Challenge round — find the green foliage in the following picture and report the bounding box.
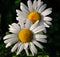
[15,0,21,7]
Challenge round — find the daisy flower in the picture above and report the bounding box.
[16,0,52,28]
[3,20,47,56]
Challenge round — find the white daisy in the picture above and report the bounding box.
[3,20,47,56]
[16,0,52,28]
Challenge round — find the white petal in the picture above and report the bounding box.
[4,37,18,44]
[29,42,37,55]
[32,25,45,33]
[24,43,29,49]
[38,4,47,13]
[37,0,41,6]
[6,42,11,48]
[18,19,25,29]
[33,40,43,49]
[16,16,26,21]
[24,43,29,55]
[11,42,19,52]
[16,9,26,17]
[16,17,21,21]
[43,22,50,28]
[33,0,37,10]
[46,21,52,25]
[3,34,16,40]
[20,2,29,13]
[27,0,33,11]
[5,38,18,48]
[16,9,20,14]
[9,25,16,30]
[9,28,18,34]
[6,41,17,48]
[41,8,52,16]
[30,20,39,30]
[35,38,47,43]
[16,9,22,17]
[25,49,29,56]
[44,17,52,21]
[39,20,44,26]
[34,34,47,39]
[9,24,18,34]
[37,0,43,11]
[25,19,32,29]
[17,44,24,55]
[43,28,47,33]
[9,29,18,34]
[11,23,20,31]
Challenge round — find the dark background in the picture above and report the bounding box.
[0,0,60,57]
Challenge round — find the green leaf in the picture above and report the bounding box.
[12,55,17,57]
[38,55,49,57]
[44,55,49,57]
[6,32,10,35]
[15,0,21,7]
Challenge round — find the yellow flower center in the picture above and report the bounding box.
[18,29,33,43]
[27,11,41,23]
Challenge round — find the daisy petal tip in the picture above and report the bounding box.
[16,17,18,20]
[20,2,22,5]
[45,35,47,38]
[9,25,10,27]
[16,52,19,55]
[20,2,23,6]
[3,37,6,40]
[4,41,6,43]
[36,20,39,23]
[16,10,18,12]
[47,26,50,28]
[49,8,52,13]
[20,4,22,8]
[44,23,50,28]
[16,53,18,55]
[6,43,11,48]
[11,49,15,53]
[11,49,13,52]
[16,9,19,13]
[5,46,8,48]
[43,35,47,38]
